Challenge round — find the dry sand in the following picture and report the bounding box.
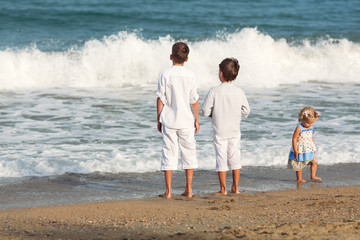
[1,186,359,240]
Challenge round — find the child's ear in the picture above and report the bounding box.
[185,56,188,62]
[219,71,225,82]
[170,54,173,60]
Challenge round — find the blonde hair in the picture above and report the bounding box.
[298,107,320,122]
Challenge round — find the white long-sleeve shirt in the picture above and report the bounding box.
[202,83,250,138]
[156,66,199,129]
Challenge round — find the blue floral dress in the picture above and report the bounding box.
[288,124,317,171]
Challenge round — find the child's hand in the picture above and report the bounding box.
[157,121,162,133]
[194,121,199,134]
[294,151,299,160]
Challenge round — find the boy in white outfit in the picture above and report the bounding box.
[156,42,199,199]
[202,58,250,195]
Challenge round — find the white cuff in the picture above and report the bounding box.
[156,91,167,105]
[189,94,199,104]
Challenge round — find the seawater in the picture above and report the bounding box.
[0,0,359,208]
[1,82,360,178]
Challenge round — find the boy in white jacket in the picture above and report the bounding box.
[156,42,199,198]
[202,58,250,195]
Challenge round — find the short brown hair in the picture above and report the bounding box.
[172,42,189,63]
[219,58,240,81]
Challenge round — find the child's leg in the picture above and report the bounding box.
[160,126,178,198]
[231,169,240,194]
[310,162,322,181]
[160,170,172,198]
[178,128,197,169]
[296,169,306,182]
[214,136,228,195]
[178,128,197,197]
[227,137,241,194]
[217,171,227,195]
[184,169,194,197]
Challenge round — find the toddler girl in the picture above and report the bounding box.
[288,107,322,182]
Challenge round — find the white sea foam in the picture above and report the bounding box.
[0,28,359,90]
[1,30,360,177]
[1,82,358,178]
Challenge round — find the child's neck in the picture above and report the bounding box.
[221,79,232,83]
[172,61,185,66]
[301,123,312,129]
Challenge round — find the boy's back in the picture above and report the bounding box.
[156,42,199,199]
[203,83,249,138]
[157,65,198,129]
[201,57,250,195]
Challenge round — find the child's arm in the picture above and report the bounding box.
[202,89,213,117]
[292,126,301,159]
[157,97,164,133]
[241,94,250,118]
[192,100,200,133]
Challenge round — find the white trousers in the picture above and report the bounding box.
[214,135,242,171]
[161,125,197,170]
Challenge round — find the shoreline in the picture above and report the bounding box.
[2,163,360,210]
[1,186,359,239]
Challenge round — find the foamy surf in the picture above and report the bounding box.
[1,28,359,90]
[1,81,359,178]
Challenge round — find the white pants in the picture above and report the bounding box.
[214,135,242,171]
[161,125,197,170]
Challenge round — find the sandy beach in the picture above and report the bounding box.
[1,186,359,240]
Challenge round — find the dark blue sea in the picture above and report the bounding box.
[0,0,359,209]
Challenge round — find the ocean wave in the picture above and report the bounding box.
[0,28,359,90]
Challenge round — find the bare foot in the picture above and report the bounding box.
[181,192,194,198]
[159,193,171,199]
[310,176,322,182]
[214,191,227,195]
[231,186,240,194]
[297,179,307,183]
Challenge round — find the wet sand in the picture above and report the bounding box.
[1,186,359,239]
[2,163,360,210]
